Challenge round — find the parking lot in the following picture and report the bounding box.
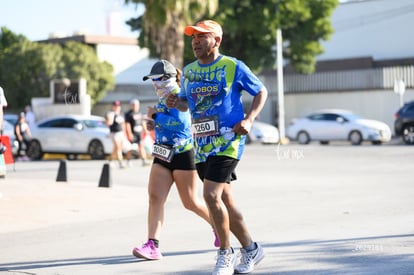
[0,143,413,274]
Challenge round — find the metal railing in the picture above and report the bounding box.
[261,66,414,94]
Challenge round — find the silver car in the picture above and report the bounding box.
[246,120,280,144]
[286,109,392,145]
[27,114,113,160]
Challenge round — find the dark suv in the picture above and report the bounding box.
[394,101,414,145]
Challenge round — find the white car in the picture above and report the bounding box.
[246,120,279,144]
[27,114,113,160]
[286,109,392,145]
[2,119,19,156]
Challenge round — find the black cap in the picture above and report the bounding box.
[143,60,177,81]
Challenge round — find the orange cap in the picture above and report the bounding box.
[184,20,223,38]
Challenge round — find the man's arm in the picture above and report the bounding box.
[232,87,268,135]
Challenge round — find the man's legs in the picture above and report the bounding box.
[201,157,264,274]
[221,184,252,248]
[204,179,236,275]
[203,179,230,248]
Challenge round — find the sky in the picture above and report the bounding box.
[0,0,144,41]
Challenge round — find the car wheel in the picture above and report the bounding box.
[27,140,44,160]
[349,131,362,145]
[297,131,310,144]
[88,139,105,160]
[402,125,414,145]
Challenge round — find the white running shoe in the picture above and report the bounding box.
[212,248,236,275]
[234,242,265,274]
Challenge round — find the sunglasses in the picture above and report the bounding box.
[152,75,171,81]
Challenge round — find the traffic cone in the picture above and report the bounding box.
[98,163,111,188]
[56,159,67,182]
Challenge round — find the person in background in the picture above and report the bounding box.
[14,112,31,161]
[132,60,218,261]
[125,98,148,166]
[167,20,267,275]
[24,105,36,130]
[106,100,129,168]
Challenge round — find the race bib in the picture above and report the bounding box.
[152,144,174,162]
[192,116,219,137]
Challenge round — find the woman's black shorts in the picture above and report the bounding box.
[153,148,196,171]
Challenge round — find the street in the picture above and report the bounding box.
[0,143,413,275]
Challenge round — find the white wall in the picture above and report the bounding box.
[96,44,149,76]
[318,0,414,61]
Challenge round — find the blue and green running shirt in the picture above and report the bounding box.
[153,91,193,154]
[178,55,264,163]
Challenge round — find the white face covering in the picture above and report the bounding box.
[152,78,180,99]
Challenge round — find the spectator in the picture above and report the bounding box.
[105,100,132,168]
[24,105,36,130]
[14,112,31,161]
[125,98,148,165]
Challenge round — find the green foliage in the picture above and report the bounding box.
[276,0,339,74]
[125,0,218,66]
[60,42,114,105]
[0,27,114,109]
[0,28,62,109]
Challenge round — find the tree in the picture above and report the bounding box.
[125,0,218,68]
[59,41,114,105]
[0,27,62,108]
[125,0,338,74]
[0,27,114,109]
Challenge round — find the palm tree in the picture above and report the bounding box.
[125,0,218,68]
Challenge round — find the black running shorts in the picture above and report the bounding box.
[196,156,238,184]
[153,148,196,171]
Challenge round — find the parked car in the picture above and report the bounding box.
[27,114,113,160]
[4,113,18,126]
[246,120,279,144]
[286,109,392,145]
[2,119,19,156]
[394,100,414,145]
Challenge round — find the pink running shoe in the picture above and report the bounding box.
[213,230,220,247]
[132,240,162,260]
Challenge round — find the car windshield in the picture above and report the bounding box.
[83,119,107,129]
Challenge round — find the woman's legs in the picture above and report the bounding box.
[133,163,173,260]
[147,163,174,240]
[173,169,211,224]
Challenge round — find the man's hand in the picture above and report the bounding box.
[232,119,253,135]
[166,93,179,108]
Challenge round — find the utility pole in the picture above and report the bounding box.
[276,28,287,144]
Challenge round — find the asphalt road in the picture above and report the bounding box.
[0,142,413,275]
